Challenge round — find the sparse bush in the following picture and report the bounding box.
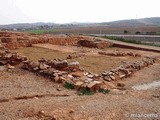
[103,36,142,44]
[135,31,141,34]
[98,89,110,94]
[103,36,160,47]
[124,30,128,34]
[145,32,157,35]
[63,82,75,89]
[80,88,94,95]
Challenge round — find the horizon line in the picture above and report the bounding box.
[0,16,160,26]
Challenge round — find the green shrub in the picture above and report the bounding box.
[103,36,160,47]
[80,88,94,95]
[124,30,129,34]
[98,89,110,94]
[63,82,75,89]
[25,29,60,34]
[103,36,142,44]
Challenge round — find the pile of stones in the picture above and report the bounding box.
[98,51,141,57]
[22,59,80,73]
[66,53,85,59]
[0,50,27,66]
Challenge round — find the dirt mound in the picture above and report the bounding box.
[77,39,112,49]
[0,31,113,50]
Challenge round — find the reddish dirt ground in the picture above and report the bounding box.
[0,63,160,120]
[0,32,160,120]
[0,48,159,120]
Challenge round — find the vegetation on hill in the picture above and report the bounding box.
[103,36,160,47]
[1,17,160,32]
[25,28,60,34]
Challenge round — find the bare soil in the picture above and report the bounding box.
[0,64,160,120]
[1,37,160,119]
[14,45,144,73]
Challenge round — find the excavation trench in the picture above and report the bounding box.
[0,94,70,103]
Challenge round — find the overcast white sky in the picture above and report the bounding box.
[0,0,159,25]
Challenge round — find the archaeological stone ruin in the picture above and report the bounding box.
[0,31,159,93]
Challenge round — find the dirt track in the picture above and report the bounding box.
[89,35,160,53]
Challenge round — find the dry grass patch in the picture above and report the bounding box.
[13,47,69,61]
[13,47,142,74]
[69,55,123,73]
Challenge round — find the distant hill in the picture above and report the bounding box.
[101,17,160,27]
[0,22,84,31]
[0,17,160,31]
[138,17,160,26]
[0,22,58,30]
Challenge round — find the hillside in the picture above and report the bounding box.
[0,17,160,34]
[101,17,160,27]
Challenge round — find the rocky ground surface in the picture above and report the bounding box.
[0,31,160,120]
[0,64,160,120]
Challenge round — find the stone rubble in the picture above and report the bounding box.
[98,51,141,57]
[101,58,156,82]
[66,53,85,59]
[22,59,111,91]
[0,50,27,66]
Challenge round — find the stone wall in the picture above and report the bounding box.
[101,58,156,82]
[98,51,141,57]
[0,47,157,92]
